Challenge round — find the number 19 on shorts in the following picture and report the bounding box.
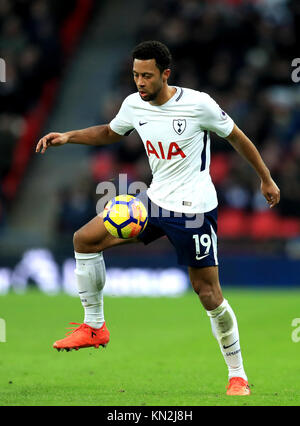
[193,228,218,265]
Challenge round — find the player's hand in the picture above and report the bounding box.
[36,132,69,154]
[260,178,280,208]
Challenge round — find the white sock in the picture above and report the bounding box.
[207,299,248,381]
[74,251,106,329]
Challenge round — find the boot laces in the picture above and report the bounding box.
[65,323,87,336]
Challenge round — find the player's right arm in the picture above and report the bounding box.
[36,124,122,154]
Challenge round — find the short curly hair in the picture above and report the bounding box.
[132,40,172,73]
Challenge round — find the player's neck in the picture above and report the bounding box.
[150,85,176,106]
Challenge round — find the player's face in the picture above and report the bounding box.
[133,59,169,102]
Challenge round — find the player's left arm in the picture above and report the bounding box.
[225,124,280,208]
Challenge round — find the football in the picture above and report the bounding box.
[103,194,148,239]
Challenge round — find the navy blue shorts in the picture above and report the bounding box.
[136,192,218,268]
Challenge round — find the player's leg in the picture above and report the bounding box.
[73,212,140,253]
[53,213,139,351]
[188,265,250,395]
[73,212,139,325]
[160,207,250,394]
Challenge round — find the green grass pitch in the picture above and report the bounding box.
[1,288,300,406]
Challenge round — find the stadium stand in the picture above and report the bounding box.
[0,0,94,203]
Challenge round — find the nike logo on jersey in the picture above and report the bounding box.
[139,121,147,126]
[195,253,210,261]
[223,340,239,349]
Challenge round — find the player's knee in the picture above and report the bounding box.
[73,230,82,252]
[197,286,215,305]
[191,276,211,295]
[73,229,91,253]
[73,228,107,253]
[190,278,222,310]
[191,279,201,296]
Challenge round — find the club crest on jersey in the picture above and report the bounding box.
[173,119,186,135]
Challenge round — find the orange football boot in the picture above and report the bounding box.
[53,322,110,352]
[226,377,251,395]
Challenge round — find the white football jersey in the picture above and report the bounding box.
[109,87,234,213]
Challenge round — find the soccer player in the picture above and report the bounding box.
[36,41,280,395]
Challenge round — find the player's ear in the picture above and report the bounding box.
[162,68,171,82]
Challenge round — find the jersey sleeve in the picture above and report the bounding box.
[200,94,234,138]
[109,97,135,136]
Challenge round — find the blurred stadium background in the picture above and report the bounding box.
[0,0,300,297]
